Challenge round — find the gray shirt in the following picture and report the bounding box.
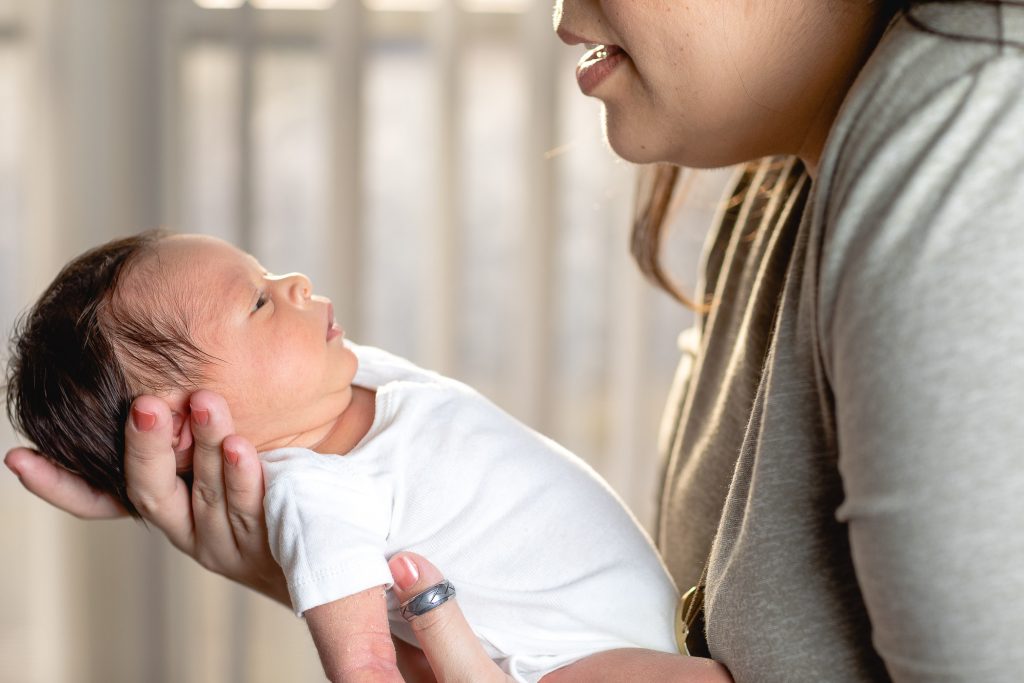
[657,3,1024,681]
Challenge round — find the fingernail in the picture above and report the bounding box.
[224,447,239,466]
[4,458,20,478]
[389,555,419,590]
[192,408,210,426]
[132,407,157,432]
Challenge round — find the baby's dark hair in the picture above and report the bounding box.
[5,231,214,517]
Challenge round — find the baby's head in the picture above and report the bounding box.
[6,232,356,516]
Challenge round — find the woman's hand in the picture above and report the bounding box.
[388,552,511,683]
[387,553,733,683]
[4,390,288,606]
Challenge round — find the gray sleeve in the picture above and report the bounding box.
[822,54,1024,681]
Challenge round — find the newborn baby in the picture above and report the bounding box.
[6,231,696,682]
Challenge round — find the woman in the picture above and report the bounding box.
[7,0,1024,680]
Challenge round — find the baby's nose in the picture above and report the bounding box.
[280,272,312,303]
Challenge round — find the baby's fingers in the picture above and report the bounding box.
[5,447,126,519]
[389,552,511,683]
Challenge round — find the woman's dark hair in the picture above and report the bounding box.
[5,231,214,517]
[632,0,1023,309]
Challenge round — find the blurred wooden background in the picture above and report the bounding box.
[0,0,731,680]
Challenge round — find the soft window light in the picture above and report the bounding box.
[194,0,337,9]
[194,0,244,7]
[361,0,439,10]
[250,0,337,8]
[461,0,527,12]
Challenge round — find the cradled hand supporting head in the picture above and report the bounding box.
[4,387,287,605]
[4,230,210,515]
[4,230,288,605]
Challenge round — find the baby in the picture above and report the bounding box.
[6,231,708,682]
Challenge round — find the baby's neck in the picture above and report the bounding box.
[308,385,377,455]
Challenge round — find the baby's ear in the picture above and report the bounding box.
[171,409,194,468]
[162,392,194,472]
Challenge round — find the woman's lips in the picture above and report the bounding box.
[576,44,627,96]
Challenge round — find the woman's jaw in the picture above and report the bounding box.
[553,0,894,173]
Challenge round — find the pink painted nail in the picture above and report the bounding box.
[4,457,20,478]
[389,555,420,590]
[132,407,156,432]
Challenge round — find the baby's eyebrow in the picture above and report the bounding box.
[245,253,269,275]
[220,264,259,313]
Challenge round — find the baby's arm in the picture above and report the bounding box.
[541,649,732,683]
[304,584,402,683]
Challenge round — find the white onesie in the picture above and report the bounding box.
[261,341,679,682]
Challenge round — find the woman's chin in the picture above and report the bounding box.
[605,127,748,170]
[602,114,692,166]
[602,108,748,169]
[601,116,662,164]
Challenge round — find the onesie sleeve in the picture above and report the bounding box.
[261,448,395,617]
[822,55,1024,680]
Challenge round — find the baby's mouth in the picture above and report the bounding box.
[326,302,343,342]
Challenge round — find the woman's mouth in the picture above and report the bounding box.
[576,44,628,96]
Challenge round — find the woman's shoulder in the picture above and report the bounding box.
[812,3,1024,372]
[821,2,1024,202]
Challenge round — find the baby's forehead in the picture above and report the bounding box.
[147,235,257,283]
[121,235,254,316]
[160,233,249,267]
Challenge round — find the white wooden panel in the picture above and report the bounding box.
[251,49,331,281]
[180,44,243,240]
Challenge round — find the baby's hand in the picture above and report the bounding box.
[304,585,402,683]
[540,649,733,683]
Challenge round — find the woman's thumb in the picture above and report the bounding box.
[388,552,509,683]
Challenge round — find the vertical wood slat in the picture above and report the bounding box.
[519,1,558,432]
[14,0,73,652]
[159,1,181,238]
[604,229,647,510]
[236,3,255,252]
[324,0,365,340]
[422,0,460,375]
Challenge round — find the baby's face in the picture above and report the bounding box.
[128,234,358,450]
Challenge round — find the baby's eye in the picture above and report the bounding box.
[252,292,268,312]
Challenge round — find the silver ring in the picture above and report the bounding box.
[399,579,456,621]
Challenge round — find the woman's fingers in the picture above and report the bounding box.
[124,395,194,551]
[221,434,288,604]
[5,447,126,519]
[221,434,266,552]
[126,390,285,602]
[187,390,243,566]
[389,552,510,683]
